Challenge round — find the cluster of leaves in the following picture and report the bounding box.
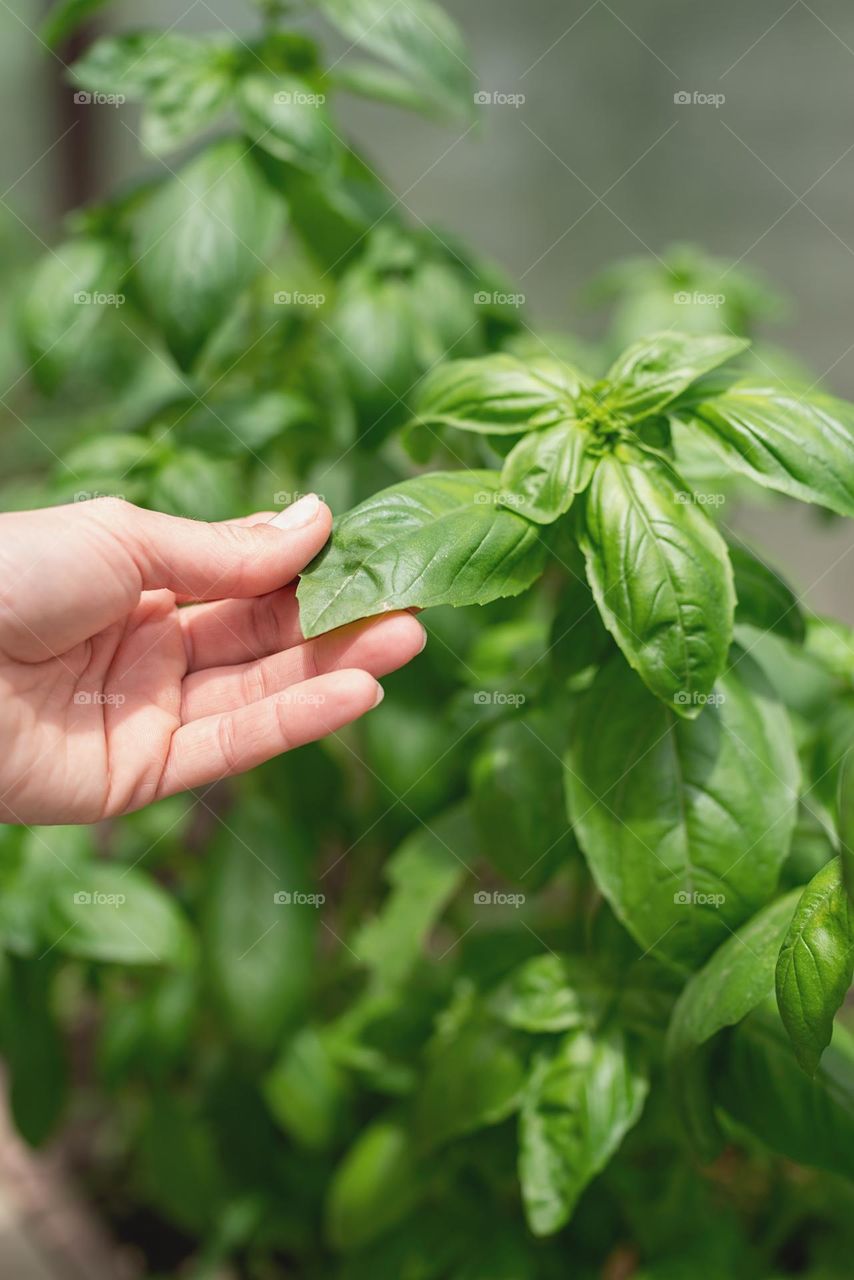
[2,0,854,1278]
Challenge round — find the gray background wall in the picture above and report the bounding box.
[3,0,854,617]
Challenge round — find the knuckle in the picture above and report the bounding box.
[241,661,269,705]
[215,714,242,775]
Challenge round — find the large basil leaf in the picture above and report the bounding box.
[580,450,734,713]
[605,333,748,423]
[499,419,595,524]
[688,383,854,517]
[776,858,854,1075]
[471,714,577,888]
[72,33,235,153]
[666,892,799,1154]
[727,537,805,642]
[237,73,337,171]
[202,799,315,1053]
[310,0,474,121]
[18,237,125,394]
[411,354,583,435]
[566,656,799,968]
[132,140,283,370]
[297,471,548,638]
[716,1001,854,1180]
[519,1027,648,1236]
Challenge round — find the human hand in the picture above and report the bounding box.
[0,495,425,825]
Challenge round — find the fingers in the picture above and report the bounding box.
[180,584,304,672]
[107,493,332,601]
[181,612,426,720]
[156,668,383,798]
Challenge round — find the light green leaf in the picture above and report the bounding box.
[310,0,474,121]
[353,805,471,988]
[132,140,284,370]
[297,471,548,638]
[149,450,242,522]
[49,864,194,966]
[776,858,854,1075]
[727,537,805,643]
[202,799,316,1052]
[416,1017,526,1149]
[519,1027,648,1236]
[326,1119,421,1252]
[499,418,596,523]
[605,332,748,422]
[18,238,125,394]
[689,382,854,517]
[489,954,604,1034]
[411,354,583,436]
[580,449,735,712]
[264,1026,347,1149]
[566,656,800,968]
[333,59,455,118]
[237,73,337,170]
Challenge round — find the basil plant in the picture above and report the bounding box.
[2,0,854,1276]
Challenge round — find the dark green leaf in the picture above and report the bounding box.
[297,471,548,638]
[840,749,854,903]
[519,1027,648,1235]
[471,715,577,888]
[580,449,734,713]
[49,864,194,966]
[689,383,854,517]
[776,858,854,1075]
[727,537,805,642]
[41,0,113,48]
[174,389,311,456]
[237,73,337,170]
[326,1119,421,1252]
[411,354,583,436]
[311,0,474,121]
[18,238,125,394]
[416,1017,526,1149]
[131,140,283,370]
[1,957,67,1147]
[605,332,748,423]
[566,656,800,967]
[499,418,595,524]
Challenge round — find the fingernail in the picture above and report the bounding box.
[416,624,428,654]
[372,683,385,709]
[270,494,320,531]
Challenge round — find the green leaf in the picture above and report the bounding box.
[411,354,583,436]
[49,864,194,966]
[1,957,67,1147]
[326,1119,421,1252]
[605,332,748,423]
[580,449,735,713]
[840,749,854,903]
[149,450,242,522]
[498,418,596,524]
[566,656,800,968]
[131,140,284,370]
[470,714,577,888]
[18,237,125,394]
[518,1027,648,1236]
[202,799,316,1052]
[727,537,805,642]
[41,0,113,49]
[416,1017,526,1149]
[310,0,474,121]
[353,805,471,988]
[716,1001,854,1180]
[489,954,604,1034]
[333,59,457,119]
[549,555,614,680]
[72,32,235,153]
[237,73,337,170]
[776,858,854,1075]
[297,471,548,638]
[173,389,311,457]
[688,383,854,517]
[264,1026,347,1148]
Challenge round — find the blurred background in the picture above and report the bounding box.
[3,0,854,615]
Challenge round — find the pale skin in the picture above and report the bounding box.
[0,493,426,825]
